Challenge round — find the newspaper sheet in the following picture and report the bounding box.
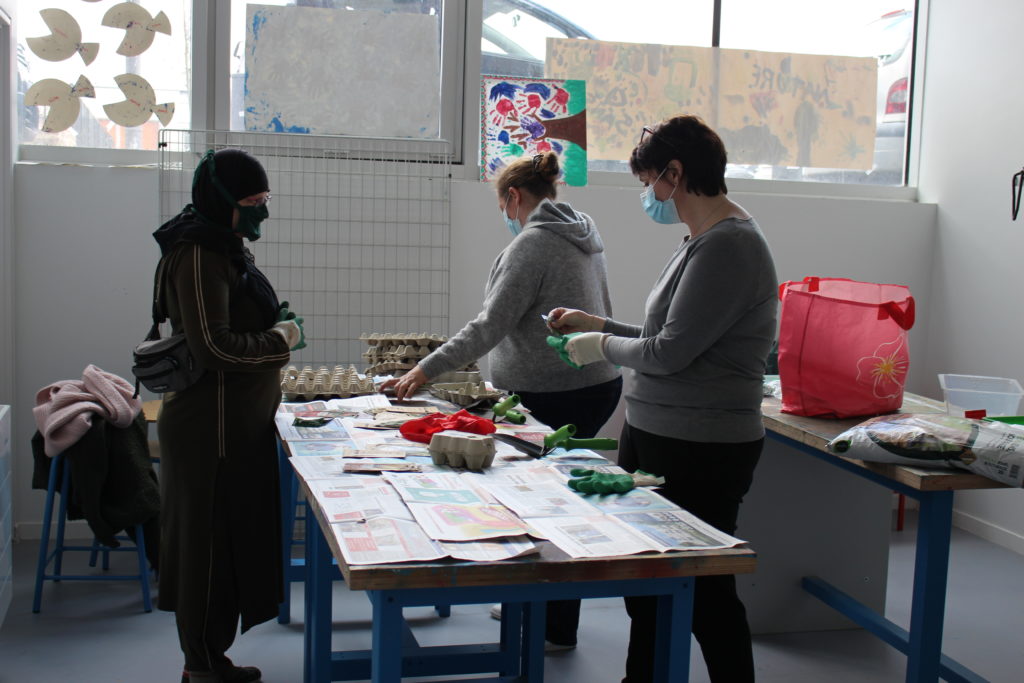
[480,479,601,518]
[611,509,747,552]
[289,455,350,480]
[326,394,392,411]
[287,440,357,458]
[407,502,532,542]
[439,536,539,562]
[382,472,494,505]
[277,401,329,414]
[307,478,413,523]
[275,414,353,441]
[577,488,679,515]
[525,515,658,558]
[330,517,446,565]
[547,462,629,480]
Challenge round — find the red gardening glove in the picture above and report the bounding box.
[399,409,497,444]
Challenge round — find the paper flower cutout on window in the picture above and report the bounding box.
[24,75,95,133]
[27,9,99,65]
[102,3,172,57]
[103,73,175,127]
[856,335,909,399]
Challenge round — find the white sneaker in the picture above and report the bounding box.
[489,603,502,620]
[544,640,577,653]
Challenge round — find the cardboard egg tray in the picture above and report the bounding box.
[280,364,376,400]
[429,381,504,406]
[428,430,496,470]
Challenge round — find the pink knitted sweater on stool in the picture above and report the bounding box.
[32,365,142,457]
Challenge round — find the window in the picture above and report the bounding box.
[16,0,191,150]
[480,0,916,186]
[228,1,445,138]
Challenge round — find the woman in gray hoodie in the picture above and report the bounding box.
[385,151,622,649]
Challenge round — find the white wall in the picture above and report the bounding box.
[12,164,157,538]
[916,0,1024,553]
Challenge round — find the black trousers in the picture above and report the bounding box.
[617,423,762,683]
[515,376,623,646]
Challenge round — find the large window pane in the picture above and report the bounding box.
[17,1,191,150]
[480,1,713,173]
[229,1,444,137]
[479,0,915,186]
[721,0,913,186]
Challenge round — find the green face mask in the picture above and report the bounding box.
[234,203,269,241]
[193,150,269,241]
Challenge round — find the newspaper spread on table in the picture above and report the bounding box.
[280,397,747,565]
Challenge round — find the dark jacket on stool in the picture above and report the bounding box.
[32,412,160,569]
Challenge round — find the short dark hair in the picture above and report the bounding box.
[629,115,728,197]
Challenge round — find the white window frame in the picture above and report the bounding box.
[15,0,924,202]
[1,3,15,405]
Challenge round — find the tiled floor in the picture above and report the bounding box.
[1,512,1022,682]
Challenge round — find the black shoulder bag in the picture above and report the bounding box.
[131,255,205,397]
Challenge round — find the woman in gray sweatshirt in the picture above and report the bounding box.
[549,116,777,683]
[385,151,623,649]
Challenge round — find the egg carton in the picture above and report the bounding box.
[280,364,375,400]
[359,332,448,348]
[362,345,433,363]
[429,381,503,406]
[364,360,418,377]
[429,368,483,385]
[428,430,496,470]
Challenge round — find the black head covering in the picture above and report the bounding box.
[192,149,270,229]
[152,149,278,328]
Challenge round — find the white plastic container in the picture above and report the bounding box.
[937,374,1024,417]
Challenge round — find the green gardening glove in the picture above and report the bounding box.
[567,468,635,494]
[276,301,295,323]
[547,334,583,370]
[291,316,307,351]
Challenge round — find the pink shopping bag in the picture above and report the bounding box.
[778,277,915,418]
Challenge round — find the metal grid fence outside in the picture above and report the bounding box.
[158,129,452,368]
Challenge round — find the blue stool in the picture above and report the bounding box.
[32,452,153,613]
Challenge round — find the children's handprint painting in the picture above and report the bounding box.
[481,76,587,186]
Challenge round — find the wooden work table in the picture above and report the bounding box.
[296,469,755,683]
[762,393,1008,492]
[278,396,757,683]
[758,391,1004,683]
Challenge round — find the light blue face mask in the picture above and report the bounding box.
[640,167,681,225]
[502,192,523,236]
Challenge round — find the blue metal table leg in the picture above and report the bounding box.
[906,489,953,683]
[652,578,693,682]
[498,601,524,677]
[279,438,297,624]
[521,601,546,681]
[304,501,331,683]
[369,590,403,683]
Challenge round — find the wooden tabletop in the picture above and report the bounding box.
[142,399,161,423]
[297,471,757,592]
[762,393,1008,492]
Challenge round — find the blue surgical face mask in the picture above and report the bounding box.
[640,167,681,225]
[502,192,522,236]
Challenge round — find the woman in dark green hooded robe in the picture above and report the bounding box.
[153,149,302,683]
